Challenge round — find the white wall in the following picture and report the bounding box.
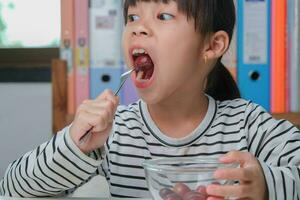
[0,83,52,177]
[0,83,110,197]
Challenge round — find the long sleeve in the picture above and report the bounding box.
[245,102,300,200]
[0,126,102,197]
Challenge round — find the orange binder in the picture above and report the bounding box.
[271,0,287,113]
[60,0,76,114]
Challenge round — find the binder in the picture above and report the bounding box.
[89,0,123,98]
[271,0,287,113]
[237,0,271,111]
[90,68,122,99]
[287,0,300,112]
[74,0,90,107]
[60,0,76,114]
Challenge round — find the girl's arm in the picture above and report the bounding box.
[0,90,118,197]
[0,126,104,197]
[245,102,300,200]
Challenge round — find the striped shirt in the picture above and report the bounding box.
[0,96,300,199]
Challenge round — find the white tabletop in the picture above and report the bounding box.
[0,198,101,200]
[0,198,105,200]
[0,197,150,200]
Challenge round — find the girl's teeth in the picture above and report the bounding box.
[133,49,139,55]
[138,49,145,54]
[132,48,148,56]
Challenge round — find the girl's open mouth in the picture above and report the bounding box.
[131,48,155,89]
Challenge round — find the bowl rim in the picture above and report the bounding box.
[142,157,238,173]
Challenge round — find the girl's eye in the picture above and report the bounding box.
[157,13,174,21]
[127,14,140,22]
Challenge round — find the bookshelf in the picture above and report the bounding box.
[51,59,300,133]
[52,59,68,133]
[272,113,300,127]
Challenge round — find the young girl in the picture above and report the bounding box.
[1,0,299,199]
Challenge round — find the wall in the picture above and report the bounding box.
[0,83,52,177]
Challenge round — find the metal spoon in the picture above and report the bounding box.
[79,68,134,144]
[113,69,134,96]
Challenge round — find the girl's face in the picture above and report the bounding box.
[122,1,208,104]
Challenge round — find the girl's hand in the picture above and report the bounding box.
[206,151,268,200]
[69,90,119,154]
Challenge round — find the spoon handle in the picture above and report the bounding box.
[78,69,134,144]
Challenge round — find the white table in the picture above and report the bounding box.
[0,198,103,200]
[0,198,105,200]
[0,197,150,200]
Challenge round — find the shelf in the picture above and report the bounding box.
[272,113,300,127]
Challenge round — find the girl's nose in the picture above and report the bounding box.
[132,22,153,37]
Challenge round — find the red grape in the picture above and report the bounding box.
[164,192,183,200]
[159,188,174,199]
[195,185,207,196]
[183,191,206,200]
[211,181,220,185]
[173,183,191,197]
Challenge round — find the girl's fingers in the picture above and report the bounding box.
[214,168,253,182]
[219,151,254,166]
[78,122,113,152]
[70,90,119,153]
[95,89,114,101]
[95,89,119,109]
[206,197,224,200]
[80,101,115,121]
[90,110,112,132]
[105,92,120,107]
[79,110,109,131]
[89,122,113,141]
[206,184,250,199]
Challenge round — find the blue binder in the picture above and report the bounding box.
[89,0,123,100]
[237,0,271,111]
[90,68,122,99]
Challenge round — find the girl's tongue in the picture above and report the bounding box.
[134,54,154,80]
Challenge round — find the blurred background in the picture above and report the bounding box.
[0,0,299,183]
[0,0,60,177]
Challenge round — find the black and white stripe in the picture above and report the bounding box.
[0,97,299,199]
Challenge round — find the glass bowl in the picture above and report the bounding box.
[143,157,238,200]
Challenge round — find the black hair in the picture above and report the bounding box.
[123,0,241,101]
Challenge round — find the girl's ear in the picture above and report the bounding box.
[203,31,230,61]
